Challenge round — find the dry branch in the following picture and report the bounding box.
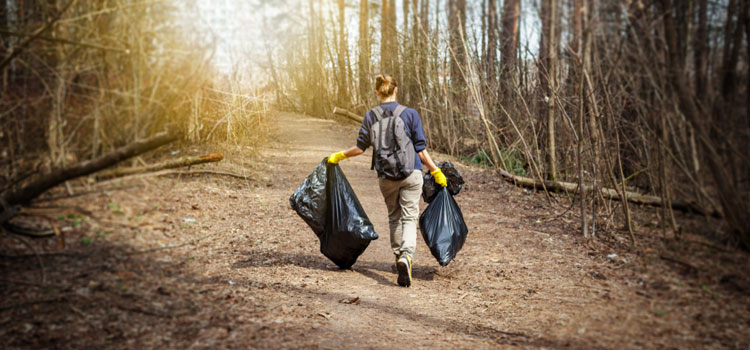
[498,169,721,217]
[95,153,223,180]
[1,132,177,208]
[97,169,254,185]
[332,107,363,123]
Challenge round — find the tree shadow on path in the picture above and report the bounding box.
[232,249,438,287]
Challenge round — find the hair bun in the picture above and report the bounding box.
[375,74,398,98]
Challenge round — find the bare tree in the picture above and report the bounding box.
[359,0,370,105]
[539,0,558,180]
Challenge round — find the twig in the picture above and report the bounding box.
[166,169,253,180]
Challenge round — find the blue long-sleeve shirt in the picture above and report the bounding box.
[355,101,427,170]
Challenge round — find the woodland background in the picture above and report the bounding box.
[1,0,749,248]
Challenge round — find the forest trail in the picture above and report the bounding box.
[2,112,748,350]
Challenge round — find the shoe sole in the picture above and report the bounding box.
[397,261,411,287]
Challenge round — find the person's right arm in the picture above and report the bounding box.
[328,110,372,164]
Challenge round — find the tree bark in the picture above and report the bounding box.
[1,132,178,208]
[448,0,466,111]
[337,0,348,105]
[500,0,519,70]
[745,0,750,124]
[720,0,742,99]
[389,0,397,75]
[486,0,498,86]
[539,0,558,180]
[381,0,390,73]
[359,0,370,104]
[694,0,708,105]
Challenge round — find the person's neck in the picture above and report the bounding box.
[379,97,397,103]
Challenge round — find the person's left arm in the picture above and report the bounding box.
[410,110,447,187]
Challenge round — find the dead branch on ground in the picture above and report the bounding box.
[332,107,364,123]
[498,169,721,217]
[95,153,223,180]
[1,131,177,211]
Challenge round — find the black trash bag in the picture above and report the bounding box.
[289,159,328,236]
[321,163,378,268]
[422,161,465,203]
[419,187,468,266]
[289,159,378,269]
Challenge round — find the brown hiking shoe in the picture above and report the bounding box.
[396,255,412,287]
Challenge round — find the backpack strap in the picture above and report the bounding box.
[370,106,385,171]
[393,104,406,119]
[372,106,384,121]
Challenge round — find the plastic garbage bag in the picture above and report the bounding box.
[419,187,468,266]
[422,161,465,203]
[289,159,328,236]
[290,159,378,269]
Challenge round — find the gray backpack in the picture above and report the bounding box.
[369,104,415,180]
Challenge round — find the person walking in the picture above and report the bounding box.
[327,74,446,287]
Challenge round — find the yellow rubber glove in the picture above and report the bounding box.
[327,151,348,164]
[430,168,447,187]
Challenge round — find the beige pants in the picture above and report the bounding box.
[378,170,423,259]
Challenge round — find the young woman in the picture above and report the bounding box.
[327,74,446,287]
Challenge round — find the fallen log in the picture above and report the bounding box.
[332,107,363,123]
[498,169,721,217]
[1,131,177,208]
[95,153,223,180]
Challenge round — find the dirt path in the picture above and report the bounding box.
[1,112,749,349]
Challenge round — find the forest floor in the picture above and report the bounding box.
[1,111,749,350]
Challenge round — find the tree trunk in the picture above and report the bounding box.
[486,0,497,86]
[337,0,348,106]
[359,0,370,105]
[500,0,519,70]
[448,0,466,110]
[720,0,741,100]
[402,0,411,103]
[389,0,397,75]
[745,0,750,125]
[539,0,558,180]
[500,0,519,104]
[659,0,750,249]
[381,0,390,73]
[694,0,708,105]
[576,55,588,238]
